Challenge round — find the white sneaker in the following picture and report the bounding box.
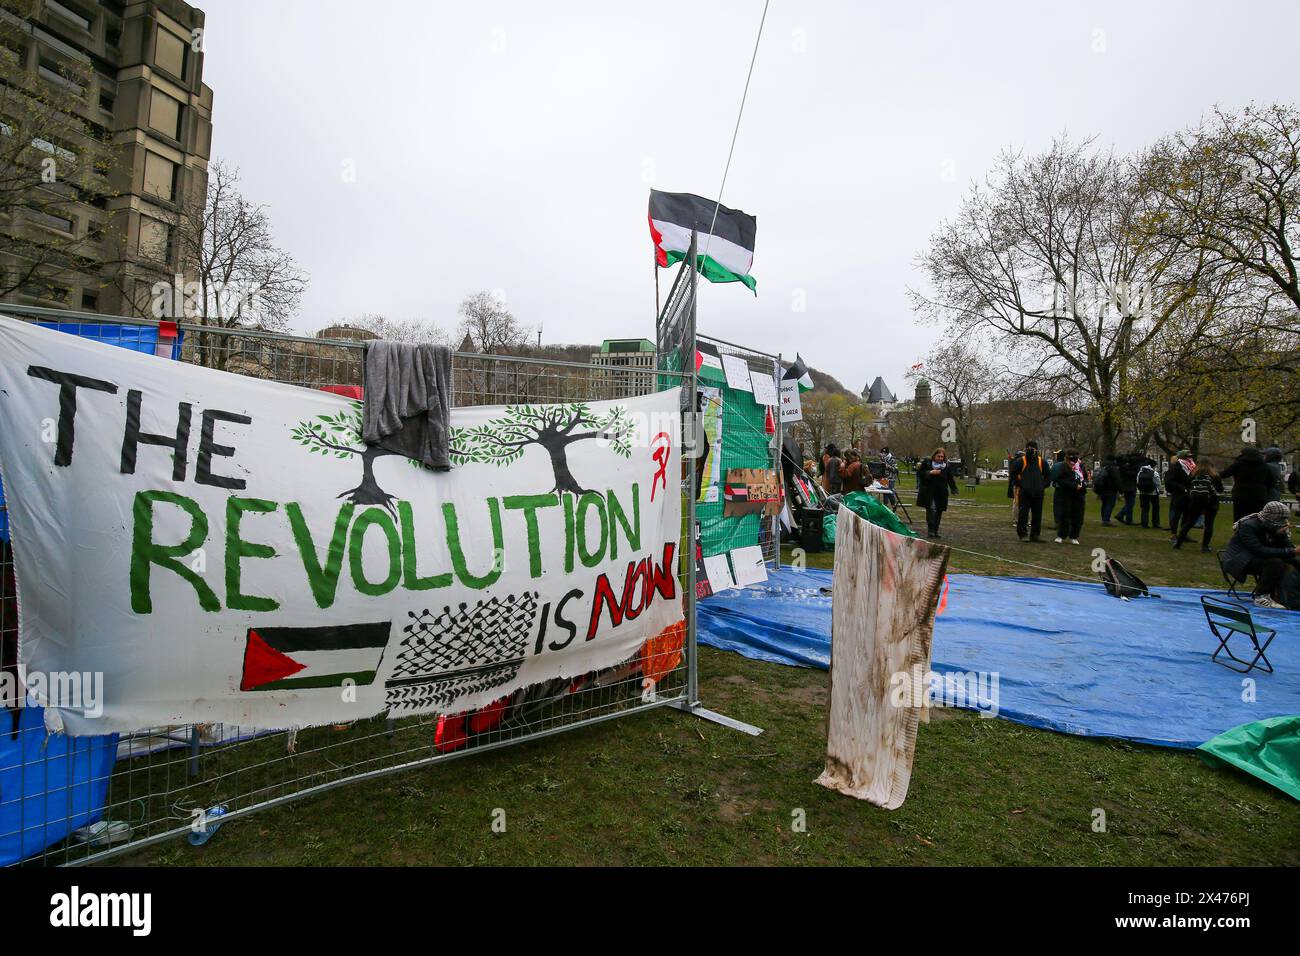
[1070,538,1080,545]
[1053,537,1064,544]
[1254,595,1286,610]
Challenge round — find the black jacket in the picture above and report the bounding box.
[1221,448,1277,506]
[1222,515,1295,580]
[1050,460,1089,494]
[916,461,959,512]
[1165,460,1193,497]
[1009,452,1048,498]
[1116,453,1143,494]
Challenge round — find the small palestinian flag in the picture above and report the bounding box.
[783,354,814,392]
[649,188,757,293]
[695,340,723,374]
[240,622,391,692]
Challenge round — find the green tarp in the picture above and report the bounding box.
[1197,715,1300,801]
[824,491,917,547]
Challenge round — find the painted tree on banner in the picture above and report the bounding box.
[450,403,634,496]
[291,402,407,513]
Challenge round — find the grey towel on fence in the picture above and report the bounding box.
[361,340,453,470]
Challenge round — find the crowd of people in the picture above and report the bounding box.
[811,442,1297,607]
[1002,442,1299,609]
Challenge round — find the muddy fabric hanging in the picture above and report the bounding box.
[816,509,949,808]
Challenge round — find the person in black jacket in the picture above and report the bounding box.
[1173,462,1225,552]
[1221,501,1299,609]
[1165,450,1195,543]
[1114,452,1142,525]
[1093,454,1119,526]
[1221,446,1278,522]
[1049,448,1089,544]
[1009,440,1049,542]
[1264,447,1285,502]
[916,446,959,539]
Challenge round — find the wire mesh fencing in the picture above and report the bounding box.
[0,305,691,866]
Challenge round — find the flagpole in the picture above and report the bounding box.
[654,260,660,325]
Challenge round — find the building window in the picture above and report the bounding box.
[143,150,177,201]
[38,58,84,96]
[30,210,74,233]
[138,216,171,263]
[148,88,182,140]
[45,1,93,33]
[154,27,188,80]
[81,289,98,310]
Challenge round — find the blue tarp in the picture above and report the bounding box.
[0,321,183,541]
[697,568,1300,749]
[0,704,118,865]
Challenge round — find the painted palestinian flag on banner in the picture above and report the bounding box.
[240,622,392,692]
[783,354,814,391]
[649,189,757,293]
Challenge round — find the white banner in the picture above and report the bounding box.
[0,318,683,734]
[779,380,803,422]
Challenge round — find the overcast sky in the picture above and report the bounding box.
[200,0,1298,397]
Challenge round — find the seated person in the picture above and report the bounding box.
[1221,500,1300,609]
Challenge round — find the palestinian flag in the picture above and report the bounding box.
[695,340,723,375]
[783,354,814,391]
[649,189,757,292]
[240,622,391,691]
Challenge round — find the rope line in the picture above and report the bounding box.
[701,0,770,264]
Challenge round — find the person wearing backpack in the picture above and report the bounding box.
[1136,458,1163,529]
[1009,439,1049,542]
[1094,454,1119,526]
[1174,462,1225,551]
[1049,449,1089,544]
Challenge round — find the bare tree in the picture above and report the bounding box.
[0,3,120,299]
[908,338,997,477]
[346,312,448,345]
[1146,104,1300,434]
[167,161,308,367]
[456,290,530,354]
[914,137,1205,457]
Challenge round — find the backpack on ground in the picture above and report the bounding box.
[1100,557,1155,599]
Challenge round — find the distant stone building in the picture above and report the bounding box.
[315,324,377,342]
[914,377,932,406]
[862,375,898,429]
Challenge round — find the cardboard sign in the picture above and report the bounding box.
[723,467,782,517]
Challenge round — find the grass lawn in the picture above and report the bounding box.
[118,480,1299,867]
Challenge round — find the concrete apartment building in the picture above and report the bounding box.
[591,337,656,398]
[0,0,212,316]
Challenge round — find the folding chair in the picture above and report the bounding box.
[1200,595,1276,674]
[1217,551,1251,599]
